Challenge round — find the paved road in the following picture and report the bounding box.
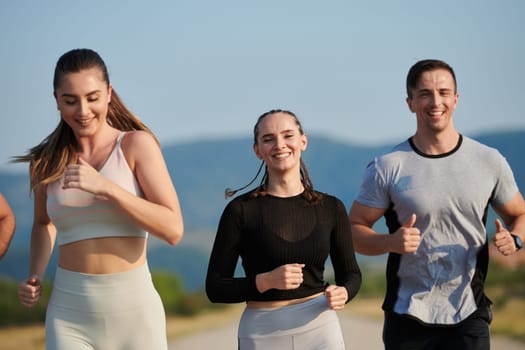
[169,314,524,349]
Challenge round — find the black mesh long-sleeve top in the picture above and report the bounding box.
[206,190,362,303]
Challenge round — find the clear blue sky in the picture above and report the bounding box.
[1,0,524,172]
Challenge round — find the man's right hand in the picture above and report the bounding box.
[390,214,421,254]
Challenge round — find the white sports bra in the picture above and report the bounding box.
[47,132,148,246]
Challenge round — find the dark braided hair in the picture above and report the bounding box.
[225,109,323,205]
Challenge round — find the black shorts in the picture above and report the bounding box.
[383,307,492,350]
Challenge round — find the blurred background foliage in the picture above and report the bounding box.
[0,272,226,327]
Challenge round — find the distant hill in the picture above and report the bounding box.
[1,130,524,290]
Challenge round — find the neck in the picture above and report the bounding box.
[76,125,118,155]
[266,172,304,197]
[412,129,460,155]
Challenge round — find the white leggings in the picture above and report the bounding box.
[238,294,346,350]
[45,263,167,350]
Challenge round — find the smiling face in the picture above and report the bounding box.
[253,111,307,176]
[406,68,458,135]
[54,67,112,138]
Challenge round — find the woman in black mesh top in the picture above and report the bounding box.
[206,109,361,349]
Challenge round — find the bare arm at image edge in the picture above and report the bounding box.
[0,193,16,259]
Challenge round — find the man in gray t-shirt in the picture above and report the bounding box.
[349,59,525,350]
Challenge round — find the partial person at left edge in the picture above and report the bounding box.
[0,192,16,259]
[14,48,183,350]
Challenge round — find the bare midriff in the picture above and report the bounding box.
[58,237,147,274]
[246,291,324,309]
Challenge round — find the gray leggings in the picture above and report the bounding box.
[45,263,167,350]
[238,294,346,349]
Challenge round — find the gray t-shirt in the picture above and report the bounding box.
[356,135,518,324]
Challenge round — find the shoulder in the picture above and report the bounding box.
[219,191,257,223]
[462,135,499,152]
[228,190,260,207]
[120,131,161,161]
[381,139,412,159]
[224,190,253,208]
[316,191,336,202]
[368,139,412,171]
[314,192,347,210]
[117,131,163,172]
[461,136,505,162]
[121,130,159,149]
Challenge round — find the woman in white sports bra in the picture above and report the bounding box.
[16,48,184,350]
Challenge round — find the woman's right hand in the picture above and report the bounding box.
[256,263,305,293]
[18,275,43,307]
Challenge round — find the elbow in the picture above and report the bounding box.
[205,279,220,303]
[351,230,374,256]
[166,228,183,246]
[0,222,15,259]
[352,240,367,255]
[205,272,231,303]
[350,225,364,254]
[166,237,181,246]
[164,220,184,246]
[205,290,219,303]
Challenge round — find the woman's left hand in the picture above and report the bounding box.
[324,285,348,310]
[63,157,110,197]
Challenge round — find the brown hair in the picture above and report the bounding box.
[406,59,457,98]
[225,109,323,205]
[13,48,158,191]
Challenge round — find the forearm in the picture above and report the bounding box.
[104,183,184,245]
[333,248,362,303]
[351,224,393,255]
[206,271,256,303]
[510,213,525,243]
[29,224,56,278]
[340,271,362,303]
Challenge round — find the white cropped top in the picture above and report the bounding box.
[47,132,148,246]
